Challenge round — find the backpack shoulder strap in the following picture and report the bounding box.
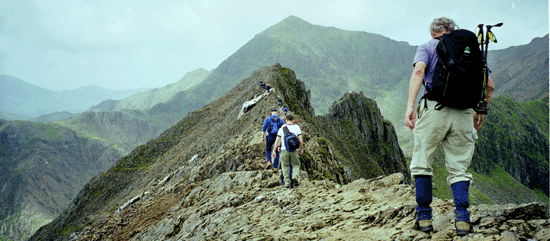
[283,126,290,135]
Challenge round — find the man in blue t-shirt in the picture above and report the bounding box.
[262,108,284,169]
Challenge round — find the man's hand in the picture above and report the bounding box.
[262,138,265,143]
[271,151,276,160]
[473,113,485,131]
[405,106,417,131]
[299,148,303,155]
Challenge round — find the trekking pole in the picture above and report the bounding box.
[475,24,488,114]
[479,23,503,114]
[484,23,503,56]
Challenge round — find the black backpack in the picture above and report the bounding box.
[424,29,485,113]
[283,126,300,152]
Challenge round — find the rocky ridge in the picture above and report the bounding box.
[30,64,409,240]
[74,172,549,241]
[31,64,548,240]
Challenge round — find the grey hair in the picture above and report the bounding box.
[430,17,458,34]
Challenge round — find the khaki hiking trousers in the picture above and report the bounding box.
[410,99,476,186]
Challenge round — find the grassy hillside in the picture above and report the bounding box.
[426,147,548,206]
[89,68,210,112]
[473,96,548,195]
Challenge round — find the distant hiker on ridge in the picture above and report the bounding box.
[272,114,304,188]
[262,108,285,170]
[265,83,272,96]
[282,106,288,116]
[404,17,495,236]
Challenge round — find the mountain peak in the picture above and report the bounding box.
[280,15,310,25]
[260,15,315,37]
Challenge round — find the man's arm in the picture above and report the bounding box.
[405,61,426,131]
[271,136,281,159]
[261,118,268,143]
[473,75,495,130]
[486,75,494,104]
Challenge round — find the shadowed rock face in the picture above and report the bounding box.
[315,92,410,182]
[29,64,547,241]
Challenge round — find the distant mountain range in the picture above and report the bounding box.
[88,68,211,112]
[0,75,150,120]
[488,35,549,102]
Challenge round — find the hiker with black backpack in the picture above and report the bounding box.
[271,114,303,189]
[262,108,285,170]
[404,17,495,236]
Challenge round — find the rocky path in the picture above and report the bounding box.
[74,172,549,241]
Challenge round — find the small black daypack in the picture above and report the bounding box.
[283,126,299,152]
[425,29,486,113]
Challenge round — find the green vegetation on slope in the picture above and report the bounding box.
[473,96,549,196]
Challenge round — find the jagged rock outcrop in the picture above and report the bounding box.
[315,92,410,182]
[31,64,412,240]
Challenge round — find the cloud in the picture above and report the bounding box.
[0,0,547,91]
[108,6,135,34]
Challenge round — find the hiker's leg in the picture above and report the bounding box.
[451,181,470,222]
[410,100,448,178]
[265,135,275,164]
[410,100,449,221]
[441,108,475,186]
[442,108,475,223]
[273,147,280,169]
[415,175,432,221]
[280,151,292,186]
[280,159,291,181]
[290,151,300,182]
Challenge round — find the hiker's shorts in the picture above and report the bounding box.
[410,99,475,186]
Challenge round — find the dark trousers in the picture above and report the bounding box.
[265,134,279,165]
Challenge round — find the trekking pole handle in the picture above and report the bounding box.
[486,23,503,31]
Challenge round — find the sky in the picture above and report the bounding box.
[1,0,548,91]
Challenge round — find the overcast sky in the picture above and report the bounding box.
[1,0,548,91]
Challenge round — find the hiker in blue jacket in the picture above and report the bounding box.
[262,108,284,170]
